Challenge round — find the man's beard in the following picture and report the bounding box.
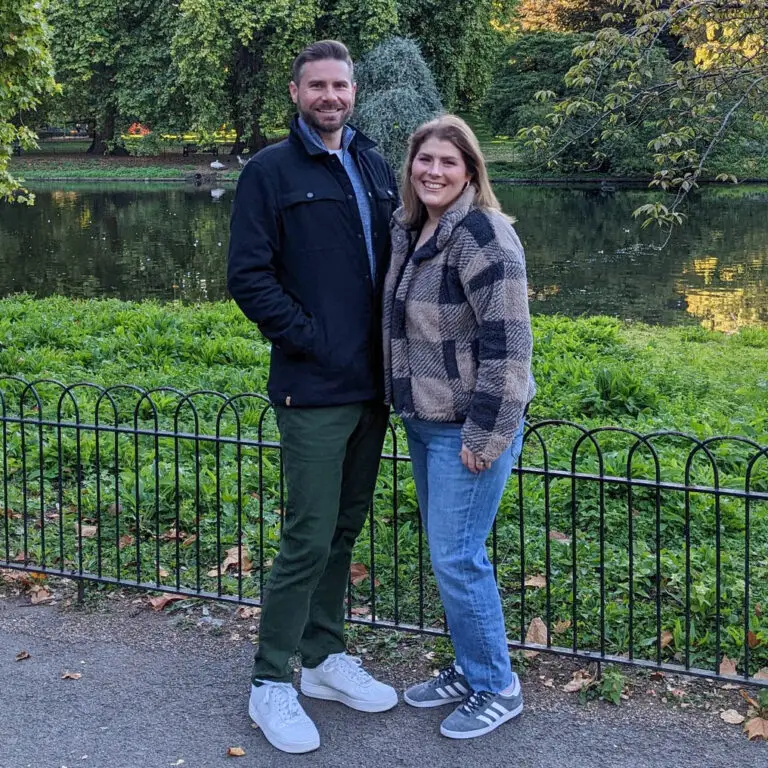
[298,102,352,134]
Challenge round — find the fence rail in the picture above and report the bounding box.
[2,376,767,687]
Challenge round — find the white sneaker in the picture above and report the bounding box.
[248,682,320,754]
[301,653,398,712]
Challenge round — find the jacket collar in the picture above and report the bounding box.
[288,114,376,157]
[392,185,477,251]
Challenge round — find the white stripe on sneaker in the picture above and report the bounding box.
[490,702,509,715]
[454,682,468,694]
[484,708,501,721]
[444,685,459,697]
[477,715,494,726]
[435,687,450,698]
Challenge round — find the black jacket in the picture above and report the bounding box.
[227,117,398,406]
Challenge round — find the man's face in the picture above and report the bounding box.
[289,58,356,134]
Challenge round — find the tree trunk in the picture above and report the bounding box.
[87,107,128,155]
[248,119,268,152]
[229,122,246,155]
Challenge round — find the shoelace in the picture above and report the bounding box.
[433,663,462,688]
[460,690,494,716]
[324,653,372,686]
[265,683,304,723]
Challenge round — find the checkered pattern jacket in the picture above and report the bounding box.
[383,187,536,462]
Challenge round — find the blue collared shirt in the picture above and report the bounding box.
[298,117,375,277]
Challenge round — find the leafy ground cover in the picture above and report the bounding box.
[1,297,767,679]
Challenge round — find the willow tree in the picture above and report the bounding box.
[1,0,57,202]
[518,0,768,228]
[354,37,442,167]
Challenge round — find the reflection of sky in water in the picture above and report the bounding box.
[1,183,767,331]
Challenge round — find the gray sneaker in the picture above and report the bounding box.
[403,662,470,708]
[440,679,524,739]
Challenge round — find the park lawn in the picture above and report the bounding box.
[1,296,767,675]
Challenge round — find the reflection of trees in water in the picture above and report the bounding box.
[1,184,766,328]
[497,185,768,329]
[0,186,231,302]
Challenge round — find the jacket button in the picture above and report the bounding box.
[306,192,314,199]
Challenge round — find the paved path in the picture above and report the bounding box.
[0,594,764,768]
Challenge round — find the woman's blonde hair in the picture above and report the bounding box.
[399,114,501,228]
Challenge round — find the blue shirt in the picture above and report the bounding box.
[298,117,375,277]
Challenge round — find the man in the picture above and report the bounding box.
[227,40,399,754]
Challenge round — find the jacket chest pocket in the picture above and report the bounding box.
[278,188,347,246]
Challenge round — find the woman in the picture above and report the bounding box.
[383,115,536,739]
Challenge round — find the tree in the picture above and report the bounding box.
[1,0,57,202]
[515,0,618,33]
[398,0,517,108]
[518,0,768,228]
[353,36,443,167]
[48,0,186,155]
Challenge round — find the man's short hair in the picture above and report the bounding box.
[291,40,354,84]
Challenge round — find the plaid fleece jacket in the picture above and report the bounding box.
[383,187,536,462]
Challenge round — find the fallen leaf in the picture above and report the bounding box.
[719,656,738,676]
[548,530,570,543]
[29,585,53,604]
[553,619,571,634]
[350,563,369,586]
[76,524,98,538]
[158,568,169,579]
[747,631,760,649]
[756,603,763,617]
[542,678,554,688]
[13,552,26,562]
[161,528,186,541]
[650,671,665,681]
[740,690,759,709]
[15,650,30,661]
[753,668,768,681]
[744,716,768,741]
[182,534,197,547]
[524,616,548,658]
[350,606,370,617]
[61,671,82,680]
[235,606,261,620]
[720,709,745,725]
[106,502,122,516]
[226,747,246,757]
[207,546,253,578]
[660,630,673,649]
[563,670,593,693]
[118,535,134,550]
[524,574,546,589]
[148,594,186,611]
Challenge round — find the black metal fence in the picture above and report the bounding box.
[2,376,767,687]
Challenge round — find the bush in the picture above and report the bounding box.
[354,37,442,168]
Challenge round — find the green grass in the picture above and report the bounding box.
[10,158,240,181]
[1,296,767,675]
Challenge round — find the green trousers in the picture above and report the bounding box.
[251,401,389,684]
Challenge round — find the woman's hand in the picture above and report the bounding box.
[460,444,492,474]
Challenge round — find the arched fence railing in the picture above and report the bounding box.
[1,377,767,687]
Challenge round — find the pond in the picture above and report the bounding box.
[1,182,767,331]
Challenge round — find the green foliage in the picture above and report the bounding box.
[397,0,516,108]
[484,32,589,139]
[516,0,768,227]
[354,37,442,168]
[1,299,767,672]
[0,0,57,202]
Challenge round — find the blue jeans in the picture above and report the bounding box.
[403,418,525,694]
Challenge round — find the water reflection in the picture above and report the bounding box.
[0,182,766,329]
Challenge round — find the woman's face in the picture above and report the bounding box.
[410,137,471,218]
